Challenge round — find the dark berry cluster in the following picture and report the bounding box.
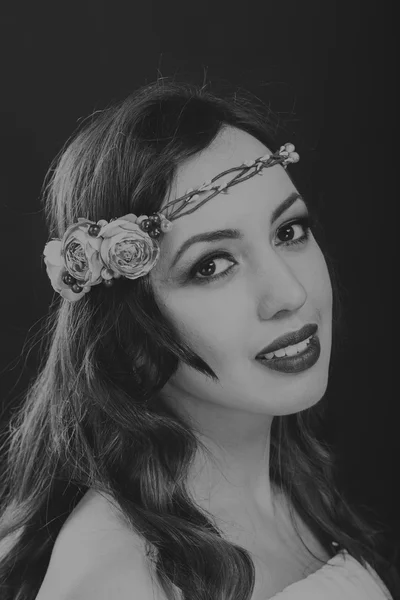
[61,272,86,293]
[138,213,164,239]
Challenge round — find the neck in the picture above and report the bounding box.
[162,391,279,518]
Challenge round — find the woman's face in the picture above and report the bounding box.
[150,126,332,420]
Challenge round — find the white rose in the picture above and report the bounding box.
[43,239,90,301]
[99,214,160,280]
[61,219,103,285]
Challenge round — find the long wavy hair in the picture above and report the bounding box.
[0,78,398,600]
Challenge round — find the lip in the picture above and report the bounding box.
[255,323,318,358]
[256,334,321,373]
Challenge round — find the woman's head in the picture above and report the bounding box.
[151,126,332,431]
[1,79,397,600]
[44,81,332,411]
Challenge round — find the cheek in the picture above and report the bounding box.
[154,284,241,364]
[170,301,235,357]
[308,247,333,310]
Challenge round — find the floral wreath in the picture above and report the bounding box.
[43,214,165,302]
[43,143,299,302]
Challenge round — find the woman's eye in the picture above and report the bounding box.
[276,220,309,244]
[192,253,236,284]
[188,217,311,285]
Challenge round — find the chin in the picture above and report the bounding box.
[247,348,331,416]
[288,362,330,413]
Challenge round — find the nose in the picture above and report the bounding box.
[255,253,307,320]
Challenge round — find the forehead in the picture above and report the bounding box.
[168,126,271,200]
[155,127,297,264]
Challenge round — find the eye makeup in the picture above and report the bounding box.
[179,213,313,286]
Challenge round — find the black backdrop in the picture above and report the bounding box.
[0,0,397,558]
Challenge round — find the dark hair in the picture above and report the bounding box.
[0,78,398,600]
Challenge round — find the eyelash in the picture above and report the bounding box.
[187,216,313,285]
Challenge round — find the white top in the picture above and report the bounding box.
[269,549,393,599]
[168,547,393,600]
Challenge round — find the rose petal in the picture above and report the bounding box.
[43,240,63,267]
[84,243,104,284]
[86,235,103,252]
[119,213,139,224]
[44,260,66,291]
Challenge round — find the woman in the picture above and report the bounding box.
[0,79,397,599]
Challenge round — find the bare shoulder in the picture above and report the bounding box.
[36,489,169,600]
[63,551,168,600]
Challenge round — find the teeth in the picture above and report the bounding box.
[285,343,303,356]
[274,348,287,358]
[258,335,312,361]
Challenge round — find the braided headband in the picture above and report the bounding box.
[43,143,299,302]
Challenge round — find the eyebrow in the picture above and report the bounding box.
[169,191,304,269]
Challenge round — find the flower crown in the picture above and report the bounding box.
[43,143,299,301]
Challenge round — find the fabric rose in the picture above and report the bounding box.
[43,239,90,301]
[98,214,160,280]
[43,218,103,302]
[61,219,104,285]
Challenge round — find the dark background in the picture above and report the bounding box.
[0,0,397,554]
